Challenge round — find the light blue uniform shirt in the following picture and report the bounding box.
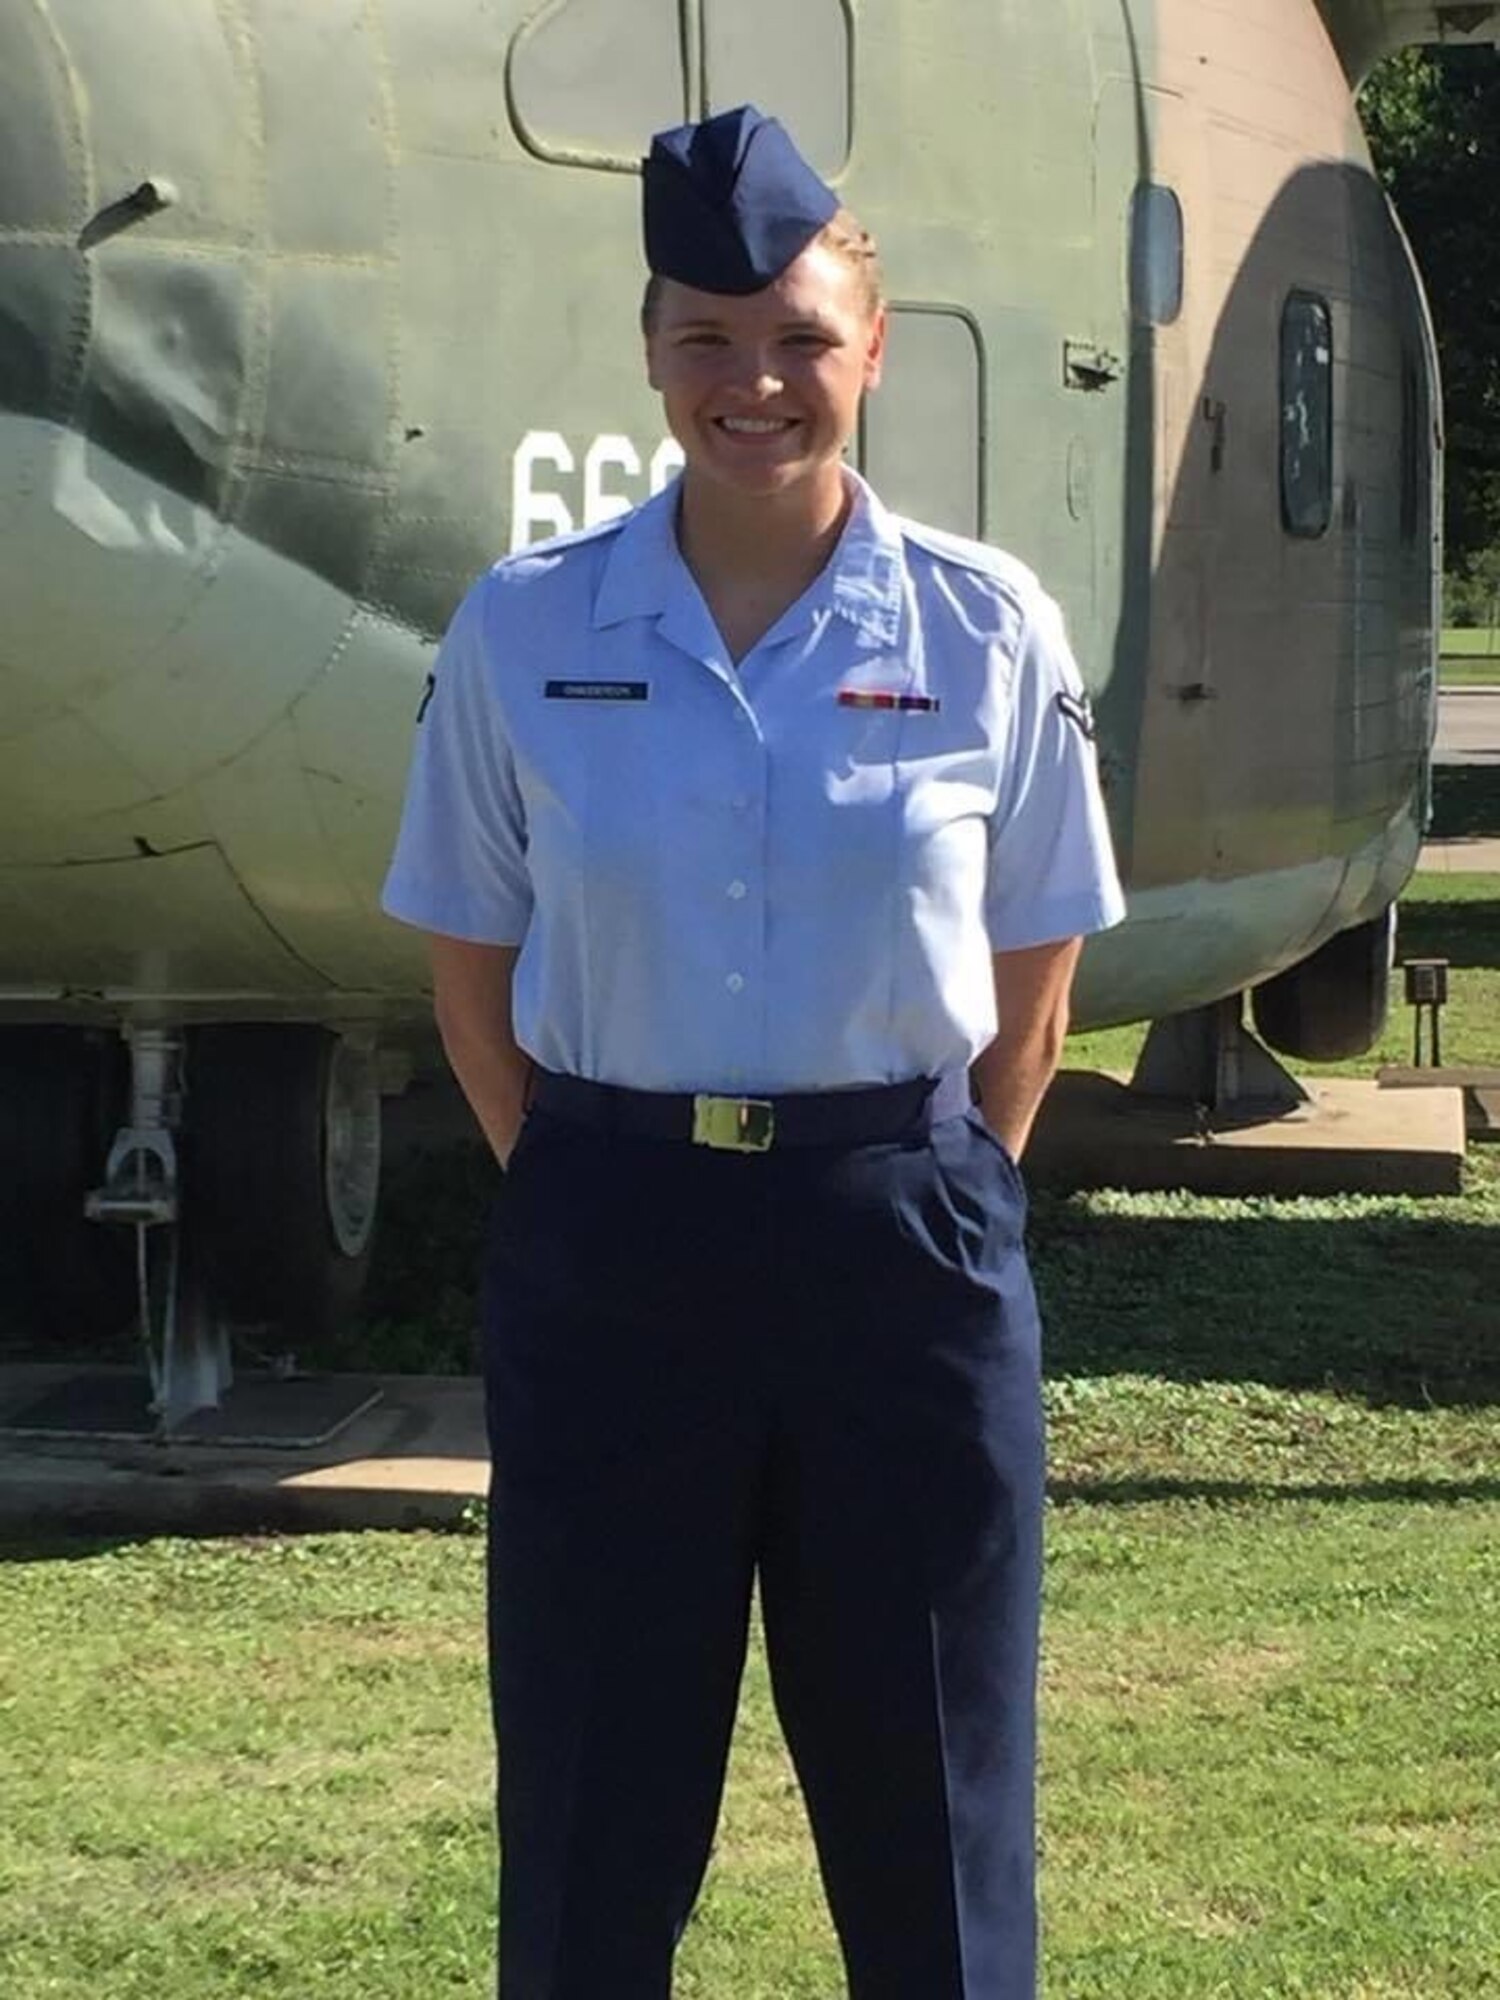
[382,472,1125,1093]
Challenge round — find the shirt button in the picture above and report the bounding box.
[726,973,745,994]
[727,880,747,901]
[731,794,751,813]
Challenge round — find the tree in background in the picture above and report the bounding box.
[1362,46,1500,620]
[1446,542,1500,631]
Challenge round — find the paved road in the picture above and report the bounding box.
[1435,687,1500,764]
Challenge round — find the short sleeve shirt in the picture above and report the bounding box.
[382,472,1125,1093]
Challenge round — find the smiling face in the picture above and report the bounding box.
[644,238,886,517]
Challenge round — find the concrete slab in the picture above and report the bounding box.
[1377,1067,1500,1144]
[1418,838,1500,874]
[1027,1072,1466,1197]
[0,1367,487,1538]
[1434,686,1500,765]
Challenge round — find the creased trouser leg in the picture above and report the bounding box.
[759,1110,1043,2000]
[483,1119,763,1999]
[482,1107,1042,1999]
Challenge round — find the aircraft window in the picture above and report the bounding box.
[1129,184,1183,327]
[508,0,685,170]
[1281,293,1333,539]
[1400,351,1420,547]
[703,0,852,179]
[859,308,983,540]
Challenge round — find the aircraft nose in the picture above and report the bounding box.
[0,4,89,435]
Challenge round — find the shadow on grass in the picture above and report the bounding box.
[1030,1196,1498,1411]
[360,1142,495,1375]
[360,1143,1500,1411]
[9,1123,1495,1420]
[1430,762,1500,839]
[1051,1474,1500,1506]
[0,1533,145,1566]
[368,1160,1498,1407]
[1399,891,1500,969]
[0,1516,316,1566]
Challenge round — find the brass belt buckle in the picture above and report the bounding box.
[692,1095,775,1153]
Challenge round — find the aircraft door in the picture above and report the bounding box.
[700,0,852,178]
[1094,78,1218,889]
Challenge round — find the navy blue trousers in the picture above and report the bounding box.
[482,1102,1044,1999]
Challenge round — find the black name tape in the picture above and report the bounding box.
[545,680,650,702]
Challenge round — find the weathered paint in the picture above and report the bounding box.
[0,0,1460,1031]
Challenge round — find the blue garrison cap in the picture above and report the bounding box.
[643,104,839,296]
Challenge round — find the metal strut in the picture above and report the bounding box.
[1130,995,1311,1121]
[85,1028,232,1432]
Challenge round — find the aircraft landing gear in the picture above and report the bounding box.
[83,1027,234,1430]
[1130,993,1310,1118]
[2,1022,385,1437]
[188,1025,382,1351]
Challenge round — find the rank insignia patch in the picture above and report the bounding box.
[1057,691,1096,740]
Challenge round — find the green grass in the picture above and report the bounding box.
[1041,1500,1500,1999]
[1441,627,1500,656]
[1441,657,1500,686]
[5,1398,1499,1999]
[7,1209,1500,1999]
[1440,628,1500,685]
[11,1059,1500,1998]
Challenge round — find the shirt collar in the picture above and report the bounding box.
[591,469,906,649]
[590,480,690,630]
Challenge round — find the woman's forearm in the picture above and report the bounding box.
[428,937,531,1167]
[971,1028,1068,1161]
[971,937,1084,1160]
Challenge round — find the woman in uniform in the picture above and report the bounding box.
[384,105,1124,2000]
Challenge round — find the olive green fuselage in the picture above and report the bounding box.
[0,0,1468,1033]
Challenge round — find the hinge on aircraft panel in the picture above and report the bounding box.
[1064,340,1123,391]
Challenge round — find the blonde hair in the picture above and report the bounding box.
[640,208,884,332]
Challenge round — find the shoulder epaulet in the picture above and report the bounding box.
[895,517,1039,605]
[487,511,631,581]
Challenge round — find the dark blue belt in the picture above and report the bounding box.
[529,1069,972,1154]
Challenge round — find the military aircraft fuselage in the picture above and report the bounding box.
[0,0,1488,1039]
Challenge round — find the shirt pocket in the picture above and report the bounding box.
[518,685,663,913]
[573,696,669,880]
